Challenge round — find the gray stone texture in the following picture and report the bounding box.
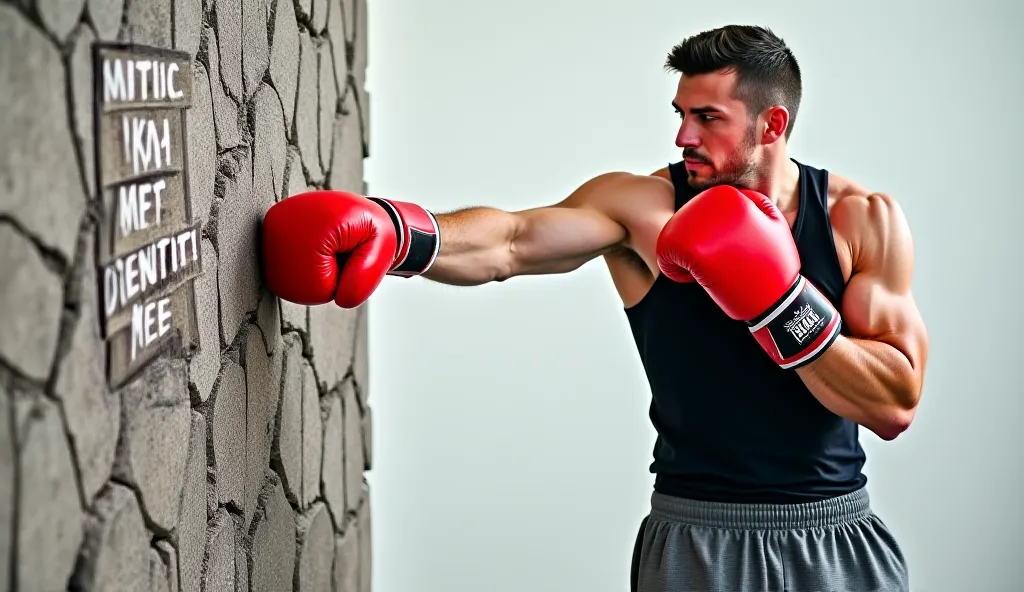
[0,223,63,381]
[88,0,124,39]
[1,0,372,589]
[0,6,86,263]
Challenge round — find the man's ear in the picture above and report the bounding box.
[761,106,790,145]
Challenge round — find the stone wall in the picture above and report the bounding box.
[0,0,372,590]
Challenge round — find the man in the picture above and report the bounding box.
[261,24,928,592]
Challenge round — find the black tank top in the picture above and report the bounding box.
[624,159,867,504]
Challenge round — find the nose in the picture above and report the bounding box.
[675,118,700,149]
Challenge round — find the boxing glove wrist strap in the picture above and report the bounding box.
[368,197,441,277]
[747,275,842,370]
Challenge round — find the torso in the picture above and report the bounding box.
[605,159,872,504]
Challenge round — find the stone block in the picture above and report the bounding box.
[155,540,180,592]
[16,397,84,591]
[70,25,97,200]
[257,289,282,356]
[54,232,119,505]
[358,480,371,592]
[295,0,311,26]
[353,303,368,402]
[295,30,322,183]
[352,0,369,155]
[233,512,249,590]
[269,0,299,135]
[342,380,364,515]
[326,0,348,95]
[318,43,338,174]
[0,224,63,382]
[275,333,303,504]
[174,0,203,58]
[148,547,171,592]
[202,508,236,591]
[188,238,220,403]
[283,145,309,199]
[178,412,207,592]
[248,470,296,592]
[123,0,173,48]
[187,61,218,231]
[327,89,364,194]
[0,387,11,592]
[216,149,261,345]
[244,327,281,528]
[333,529,359,592]
[297,501,333,591]
[301,356,321,507]
[0,6,86,262]
[308,302,359,390]
[242,0,271,100]
[88,0,124,39]
[320,393,345,530]
[113,359,192,534]
[71,483,148,591]
[253,84,289,201]
[310,0,327,34]
[38,0,85,40]
[206,357,246,509]
[341,0,355,43]
[200,26,242,151]
[215,0,243,101]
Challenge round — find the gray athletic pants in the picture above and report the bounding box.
[630,487,909,592]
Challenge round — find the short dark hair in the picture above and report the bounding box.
[665,25,802,139]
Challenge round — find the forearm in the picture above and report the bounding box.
[796,334,921,439]
[422,207,519,286]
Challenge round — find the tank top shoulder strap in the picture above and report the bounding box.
[667,161,697,210]
[792,159,846,307]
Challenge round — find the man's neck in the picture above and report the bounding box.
[753,151,801,215]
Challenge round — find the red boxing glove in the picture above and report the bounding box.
[656,185,841,369]
[261,190,440,308]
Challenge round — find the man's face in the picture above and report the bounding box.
[672,70,765,190]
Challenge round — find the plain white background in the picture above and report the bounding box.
[362,1,1023,590]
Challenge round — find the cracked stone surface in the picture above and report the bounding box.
[123,0,173,47]
[88,0,124,39]
[215,0,243,101]
[0,223,64,381]
[253,85,289,201]
[72,483,149,591]
[351,0,369,155]
[295,30,322,182]
[249,471,296,591]
[187,61,218,231]
[321,393,345,530]
[353,303,369,401]
[2,0,372,588]
[201,26,242,151]
[178,412,207,592]
[113,359,192,533]
[319,42,338,174]
[269,0,299,135]
[16,398,84,591]
[343,380,365,515]
[175,0,203,58]
[297,501,334,591]
[38,0,86,40]
[0,387,12,592]
[0,6,86,262]
[54,233,119,504]
[242,0,271,100]
[70,25,97,200]
[302,354,322,508]
[359,481,372,592]
[207,357,246,509]
[362,404,372,470]
[275,333,303,504]
[188,238,220,402]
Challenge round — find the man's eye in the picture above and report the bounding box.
[699,114,715,122]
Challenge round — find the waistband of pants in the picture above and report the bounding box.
[649,487,872,530]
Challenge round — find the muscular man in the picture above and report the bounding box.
[262,24,928,592]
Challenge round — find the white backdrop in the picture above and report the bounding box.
[363,1,1024,590]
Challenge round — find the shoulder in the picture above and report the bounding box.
[826,172,914,280]
[561,170,675,215]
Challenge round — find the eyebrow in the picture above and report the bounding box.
[671,102,723,115]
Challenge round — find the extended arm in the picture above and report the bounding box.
[796,193,929,440]
[423,172,657,286]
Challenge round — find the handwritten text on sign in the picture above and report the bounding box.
[94,43,203,388]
